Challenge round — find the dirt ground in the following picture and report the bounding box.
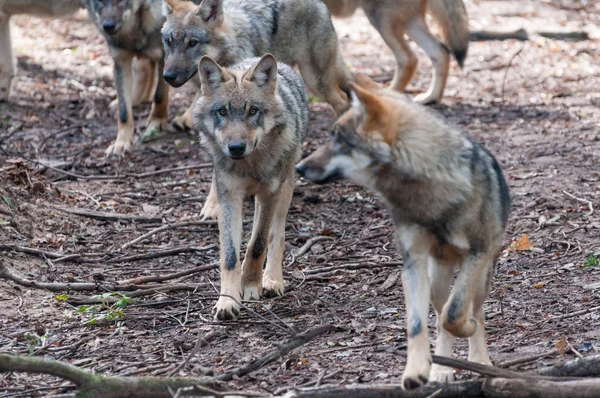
[1,0,600,396]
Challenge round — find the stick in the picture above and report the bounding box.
[497,349,556,368]
[108,245,216,263]
[563,190,594,216]
[470,29,589,42]
[501,43,525,104]
[538,355,600,377]
[51,206,163,223]
[120,221,218,250]
[39,163,212,181]
[217,324,335,381]
[0,245,101,263]
[118,264,218,285]
[288,236,335,267]
[168,329,220,377]
[0,262,208,293]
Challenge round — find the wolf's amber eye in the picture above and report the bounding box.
[248,106,258,116]
[189,39,199,48]
[218,108,227,116]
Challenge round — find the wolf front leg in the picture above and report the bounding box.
[0,13,15,102]
[214,181,244,321]
[105,50,135,156]
[262,175,295,296]
[200,173,219,220]
[397,225,433,390]
[241,186,279,300]
[141,58,170,143]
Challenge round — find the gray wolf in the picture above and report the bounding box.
[162,0,349,132]
[296,74,510,388]
[82,0,170,156]
[323,0,469,104]
[193,54,308,320]
[0,0,154,108]
[0,0,82,101]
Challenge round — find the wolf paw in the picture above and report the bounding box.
[200,198,219,220]
[243,283,262,301]
[105,138,132,157]
[214,296,240,321]
[173,112,193,131]
[430,365,454,383]
[263,275,284,297]
[414,93,440,105]
[402,358,431,390]
[140,118,168,143]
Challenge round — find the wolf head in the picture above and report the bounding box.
[194,54,281,160]
[84,0,139,35]
[296,74,395,185]
[162,0,229,88]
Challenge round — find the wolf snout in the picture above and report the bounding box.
[228,141,247,158]
[162,71,178,85]
[102,20,117,34]
[295,163,307,177]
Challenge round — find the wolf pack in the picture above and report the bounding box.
[2,0,511,390]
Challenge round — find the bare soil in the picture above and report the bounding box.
[1,1,600,396]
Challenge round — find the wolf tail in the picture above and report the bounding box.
[322,0,360,18]
[427,0,469,68]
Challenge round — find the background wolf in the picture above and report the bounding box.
[82,0,170,156]
[323,0,469,104]
[0,0,155,107]
[296,74,510,389]
[193,54,308,320]
[162,0,350,132]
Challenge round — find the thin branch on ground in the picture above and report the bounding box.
[50,206,163,223]
[563,190,594,216]
[168,329,221,377]
[108,245,216,263]
[288,236,335,267]
[217,324,336,381]
[120,220,220,250]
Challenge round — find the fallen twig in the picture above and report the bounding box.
[563,190,594,216]
[501,43,526,104]
[0,261,209,293]
[497,349,557,368]
[168,329,221,377]
[217,324,336,381]
[470,28,589,42]
[120,220,219,250]
[51,206,163,223]
[38,163,212,181]
[0,245,102,263]
[108,245,216,263]
[118,263,218,285]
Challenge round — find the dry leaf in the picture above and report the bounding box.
[556,336,568,355]
[533,282,545,289]
[510,234,534,251]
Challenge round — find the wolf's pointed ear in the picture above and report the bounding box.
[354,73,381,92]
[163,0,174,15]
[196,0,224,26]
[245,54,278,94]
[198,56,230,93]
[350,82,386,124]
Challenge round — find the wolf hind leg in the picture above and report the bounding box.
[428,256,457,383]
[468,263,493,365]
[442,252,490,338]
[406,17,450,104]
[142,58,170,142]
[364,9,418,94]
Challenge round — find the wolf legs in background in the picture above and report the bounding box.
[106,49,170,156]
[0,13,13,101]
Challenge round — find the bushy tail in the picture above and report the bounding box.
[427,0,469,67]
[322,0,360,18]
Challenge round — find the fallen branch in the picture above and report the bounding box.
[470,28,589,42]
[538,355,600,378]
[0,261,209,293]
[217,324,336,381]
[497,349,556,368]
[118,263,218,285]
[51,206,162,223]
[40,163,212,181]
[0,353,228,398]
[120,220,219,250]
[107,245,216,263]
[483,377,600,398]
[563,190,594,216]
[0,245,101,263]
[288,236,335,267]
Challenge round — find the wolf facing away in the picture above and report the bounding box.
[296,74,510,388]
[193,54,308,320]
[323,0,469,104]
[82,0,170,156]
[162,0,350,132]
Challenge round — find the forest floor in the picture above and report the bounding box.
[1,0,599,396]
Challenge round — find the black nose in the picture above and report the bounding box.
[163,71,178,84]
[228,142,246,157]
[295,163,306,177]
[103,21,116,33]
